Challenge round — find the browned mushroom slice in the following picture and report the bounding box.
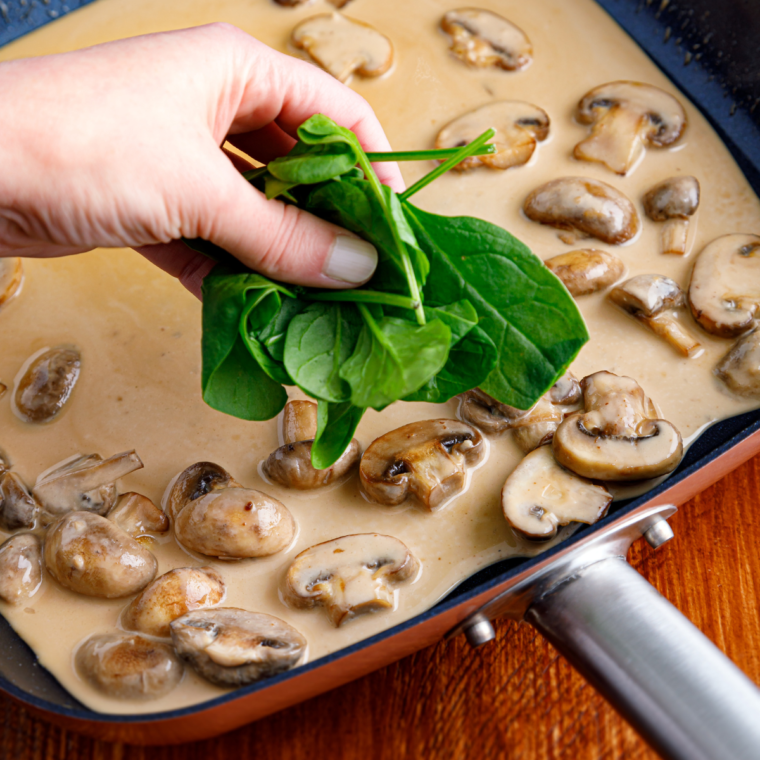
[282,400,318,445]
[121,567,226,639]
[435,101,549,171]
[643,176,700,255]
[75,633,183,700]
[609,275,702,357]
[165,461,242,522]
[459,387,528,434]
[171,608,306,686]
[44,511,157,598]
[574,81,687,175]
[715,329,760,398]
[14,346,80,424]
[553,371,683,481]
[440,8,532,70]
[545,249,625,297]
[264,439,361,490]
[107,492,169,539]
[0,470,39,531]
[291,13,393,83]
[360,419,485,509]
[688,234,760,338]
[0,533,43,604]
[502,446,611,540]
[283,534,418,626]
[0,258,23,310]
[524,177,640,245]
[34,450,143,517]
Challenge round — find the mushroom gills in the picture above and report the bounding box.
[523,177,639,245]
[75,633,183,700]
[34,450,143,517]
[170,608,307,686]
[553,371,683,481]
[291,13,393,83]
[440,8,532,70]
[544,249,625,297]
[642,175,700,255]
[501,446,611,540]
[574,81,687,175]
[0,533,43,604]
[609,274,702,357]
[0,470,39,531]
[283,533,419,626]
[688,234,760,338]
[14,346,81,424]
[435,101,549,171]
[360,419,486,509]
[716,329,760,398]
[0,258,23,310]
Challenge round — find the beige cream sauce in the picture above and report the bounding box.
[0,0,759,715]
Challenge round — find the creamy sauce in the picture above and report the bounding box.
[0,0,759,715]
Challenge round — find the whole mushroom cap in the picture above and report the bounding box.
[643,176,700,221]
[165,461,240,522]
[44,511,157,598]
[0,533,43,604]
[14,346,80,424]
[75,633,183,700]
[0,470,39,531]
[545,249,626,297]
[263,438,361,490]
[715,329,760,398]
[170,608,307,687]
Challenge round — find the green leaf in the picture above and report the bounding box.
[239,290,293,385]
[283,302,363,403]
[312,400,365,470]
[258,297,306,363]
[268,142,359,186]
[340,306,451,409]
[403,202,588,409]
[424,299,478,343]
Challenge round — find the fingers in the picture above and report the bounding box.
[202,161,377,289]
[136,240,216,300]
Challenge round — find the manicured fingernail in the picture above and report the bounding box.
[323,236,378,284]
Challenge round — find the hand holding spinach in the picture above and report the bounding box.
[188,115,588,468]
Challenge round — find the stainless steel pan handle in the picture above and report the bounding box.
[446,504,760,760]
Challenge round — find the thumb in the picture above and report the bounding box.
[202,167,378,289]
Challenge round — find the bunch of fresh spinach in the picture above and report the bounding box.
[186,115,588,469]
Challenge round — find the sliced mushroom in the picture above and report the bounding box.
[283,534,418,626]
[502,446,611,540]
[440,8,532,71]
[545,249,625,297]
[282,400,319,445]
[360,419,485,509]
[0,533,43,604]
[108,492,169,539]
[14,346,81,424]
[553,371,683,481]
[121,567,225,639]
[0,470,39,531]
[264,440,361,490]
[0,258,23,310]
[34,450,143,518]
[643,176,700,255]
[688,234,760,338]
[171,608,306,686]
[715,329,760,398]
[44,511,157,598]
[435,101,549,171]
[574,81,687,175]
[291,13,393,83]
[165,461,242,522]
[609,275,702,357]
[459,387,526,434]
[524,177,640,245]
[75,633,183,700]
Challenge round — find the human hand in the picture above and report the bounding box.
[0,23,403,297]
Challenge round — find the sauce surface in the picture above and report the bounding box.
[0,0,758,715]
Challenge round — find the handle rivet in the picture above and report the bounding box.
[463,617,496,648]
[643,518,674,549]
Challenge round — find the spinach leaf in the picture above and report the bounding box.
[239,290,293,386]
[403,202,588,409]
[340,305,451,409]
[258,297,306,363]
[283,302,363,403]
[268,141,359,186]
[312,400,366,470]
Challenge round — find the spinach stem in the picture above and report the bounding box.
[365,146,496,162]
[309,290,420,310]
[398,129,496,202]
[354,149,426,326]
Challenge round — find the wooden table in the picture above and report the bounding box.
[2,454,759,760]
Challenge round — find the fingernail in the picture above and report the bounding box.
[323,236,378,284]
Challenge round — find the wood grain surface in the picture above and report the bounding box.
[2,454,759,760]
